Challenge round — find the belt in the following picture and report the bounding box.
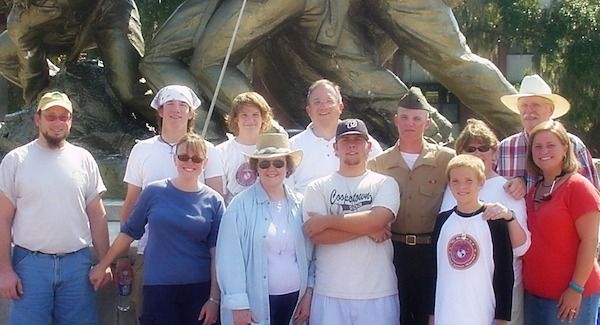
[393,233,432,246]
[14,245,85,257]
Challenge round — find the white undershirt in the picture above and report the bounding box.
[401,152,420,170]
[266,199,300,295]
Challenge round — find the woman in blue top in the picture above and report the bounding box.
[90,133,224,325]
[216,133,313,325]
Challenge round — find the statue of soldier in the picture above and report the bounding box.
[0,0,151,122]
[141,0,431,142]
[142,0,519,143]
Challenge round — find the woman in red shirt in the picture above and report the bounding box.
[523,120,600,324]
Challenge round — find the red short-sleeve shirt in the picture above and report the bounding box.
[524,173,600,299]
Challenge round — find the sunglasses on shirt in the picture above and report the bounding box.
[258,160,286,169]
[464,145,491,153]
[177,154,204,163]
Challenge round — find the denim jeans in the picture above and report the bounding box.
[524,291,600,325]
[10,246,97,325]
[140,282,210,325]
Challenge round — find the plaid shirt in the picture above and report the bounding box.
[496,131,600,191]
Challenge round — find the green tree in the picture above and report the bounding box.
[455,0,600,155]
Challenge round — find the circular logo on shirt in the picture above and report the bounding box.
[235,162,257,187]
[447,234,479,270]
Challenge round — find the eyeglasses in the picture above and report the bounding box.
[177,154,204,163]
[42,113,71,122]
[258,159,285,169]
[464,145,491,153]
[534,176,560,203]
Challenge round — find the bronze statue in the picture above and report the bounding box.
[142,0,521,144]
[0,0,152,123]
[141,0,423,142]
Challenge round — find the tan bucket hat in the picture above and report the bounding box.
[243,133,303,167]
[500,74,570,119]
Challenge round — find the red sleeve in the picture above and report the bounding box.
[567,175,600,221]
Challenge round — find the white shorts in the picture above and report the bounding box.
[310,293,400,325]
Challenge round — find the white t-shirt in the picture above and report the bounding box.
[303,170,399,299]
[123,135,224,253]
[266,199,300,295]
[434,208,513,325]
[0,140,106,253]
[400,152,419,170]
[289,123,383,194]
[215,138,257,203]
[440,175,530,286]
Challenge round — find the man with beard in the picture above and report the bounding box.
[303,118,400,324]
[0,91,111,324]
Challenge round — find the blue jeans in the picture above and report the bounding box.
[525,291,600,325]
[10,246,97,325]
[140,282,210,325]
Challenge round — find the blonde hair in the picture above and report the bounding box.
[226,92,273,135]
[446,154,486,182]
[526,120,578,176]
[454,119,498,154]
[175,133,207,158]
[306,79,342,104]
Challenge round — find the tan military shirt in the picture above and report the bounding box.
[367,141,455,237]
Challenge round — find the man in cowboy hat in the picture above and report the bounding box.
[0,91,111,324]
[367,87,455,325]
[497,74,599,195]
[303,118,401,325]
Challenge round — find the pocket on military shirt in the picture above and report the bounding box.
[419,181,444,197]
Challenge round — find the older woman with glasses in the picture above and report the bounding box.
[522,120,600,325]
[90,133,224,325]
[216,133,313,325]
[440,118,530,325]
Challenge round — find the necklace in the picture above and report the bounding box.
[267,199,290,255]
[535,172,565,203]
[158,135,176,154]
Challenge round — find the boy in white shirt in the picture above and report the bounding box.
[428,155,513,325]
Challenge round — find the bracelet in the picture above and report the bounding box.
[507,210,516,222]
[117,255,129,259]
[208,297,220,305]
[569,281,584,294]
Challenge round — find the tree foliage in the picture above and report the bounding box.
[455,0,600,154]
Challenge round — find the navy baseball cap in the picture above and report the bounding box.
[336,118,369,140]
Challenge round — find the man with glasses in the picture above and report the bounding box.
[367,87,455,325]
[497,74,599,197]
[303,118,400,325]
[289,79,383,194]
[0,91,111,324]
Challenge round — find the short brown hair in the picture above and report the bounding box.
[249,156,297,178]
[226,92,273,136]
[306,79,342,104]
[454,119,499,154]
[526,120,578,176]
[446,154,486,182]
[175,132,207,158]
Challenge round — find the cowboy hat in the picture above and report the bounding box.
[500,74,570,119]
[243,133,303,167]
